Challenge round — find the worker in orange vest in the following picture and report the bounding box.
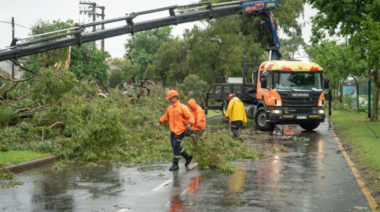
[187,99,206,132]
[224,94,247,142]
[155,90,195,171]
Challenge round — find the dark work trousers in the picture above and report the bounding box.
[170,132,190,164]
[230,121,243,139]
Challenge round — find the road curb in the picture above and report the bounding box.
[329,127,379,212]
[0,156,58,173]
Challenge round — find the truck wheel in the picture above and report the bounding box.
[255,108,274,131]
[222,100,228,120]
[299,122,320,131]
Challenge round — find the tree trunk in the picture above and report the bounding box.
[211,49,220,83]
[339,81,343,103]
[352,76,360,112]
[370,85,379,121]
[370,68,379,122]
[334,82,339,101]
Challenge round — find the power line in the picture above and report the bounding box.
[0,21,30,29]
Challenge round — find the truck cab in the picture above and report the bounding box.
[254,61,327,131]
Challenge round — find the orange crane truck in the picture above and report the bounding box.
[205,59,329,131]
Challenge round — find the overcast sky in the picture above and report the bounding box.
[0,0,317,58]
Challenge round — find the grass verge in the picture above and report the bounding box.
[206,110,222,117]
[331,111,380,198]
[0,151,50,167]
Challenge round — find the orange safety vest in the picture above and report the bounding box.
[160,100,195,135]
[187,99,206,131]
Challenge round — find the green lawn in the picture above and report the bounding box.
[332,111,380,196]
[0,151,50,167]
[206,110,222,117]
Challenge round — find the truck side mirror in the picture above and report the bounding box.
[261,78,267,88]
[324,79,330,89]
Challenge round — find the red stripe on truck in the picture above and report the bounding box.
[281,67,292,71]
[309,67,319,72]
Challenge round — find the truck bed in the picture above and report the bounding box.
[206,83,257,103]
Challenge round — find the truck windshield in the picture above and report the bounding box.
[274,72,322,90]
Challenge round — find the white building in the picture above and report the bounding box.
[0,60,25,79]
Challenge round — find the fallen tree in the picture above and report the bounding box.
[0,67,256,172]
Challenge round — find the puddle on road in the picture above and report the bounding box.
[137,164,167,172]
[167,175,201,211]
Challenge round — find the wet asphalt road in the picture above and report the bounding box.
[0,121,372,212]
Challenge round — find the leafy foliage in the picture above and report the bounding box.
[306,0,380,120]
[69,42,110,82]
[24,20,110,83]
[0,0,307,171]
[280,36,306,60]
[176,75,209,102]
[125,0,305,86]
[31,67,76,104]
[0,105,20,127]
[0,72,255,172]
[124,27,173,80]
[108,70,124,88]
[184,132,257,173]
[306,41,366,111]
[145,38,187,85]
[26,19,74,71]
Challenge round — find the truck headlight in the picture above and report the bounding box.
[318,110,325,114]
[271,109,282,114]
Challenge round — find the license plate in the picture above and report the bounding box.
[297,115,307,119]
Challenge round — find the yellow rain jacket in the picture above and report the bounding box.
[224,97,247,124]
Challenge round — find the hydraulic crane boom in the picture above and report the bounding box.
[0,0,281,63]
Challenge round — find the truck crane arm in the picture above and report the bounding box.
[0,0,280,62]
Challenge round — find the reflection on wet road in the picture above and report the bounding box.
[0,122,372,212]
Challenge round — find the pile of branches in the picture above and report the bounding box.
[0,68,257,172]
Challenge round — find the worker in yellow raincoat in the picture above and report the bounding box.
[224,94,247,141]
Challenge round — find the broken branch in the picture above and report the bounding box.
[125,36,135,65]
[50,121,65,129]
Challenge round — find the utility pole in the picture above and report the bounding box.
[11,17,14,79]
[97,6,105,50]
[79,2,97,32]
[79,2,106,50]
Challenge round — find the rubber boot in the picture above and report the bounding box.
[181,151,193,167]
[185,155,193,167]
[169,163,179,171]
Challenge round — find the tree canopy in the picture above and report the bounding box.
[123,0,305,86]
[305,0,380,120]
[25,19,110,82]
